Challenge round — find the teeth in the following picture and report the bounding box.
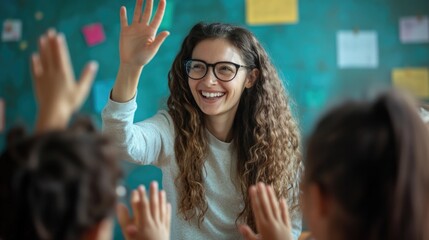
[202,91,225,98]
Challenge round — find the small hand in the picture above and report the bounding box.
[117,181,171,240]
[119,0,170,67]
[31,29,98,131]
[239,183,293,240]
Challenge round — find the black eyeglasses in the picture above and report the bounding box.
[184,59,252,82]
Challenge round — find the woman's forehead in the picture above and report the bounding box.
[191,38,243,63]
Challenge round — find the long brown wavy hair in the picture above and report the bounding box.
[167,22,302,230]
[304,90,429,240]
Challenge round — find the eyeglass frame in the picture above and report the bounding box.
[184,59,254,82]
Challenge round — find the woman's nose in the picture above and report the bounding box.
[203,67,218,85]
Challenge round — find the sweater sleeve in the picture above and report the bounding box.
[101,94,172,165]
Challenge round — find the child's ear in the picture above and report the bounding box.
[310,184,330,218]
[245,68,259,88]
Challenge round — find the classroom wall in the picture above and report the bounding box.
[1,0,428,238]
[1,0,429,148]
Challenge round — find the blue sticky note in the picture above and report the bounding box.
[92,79,115,113]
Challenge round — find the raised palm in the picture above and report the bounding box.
[119,0,169,66]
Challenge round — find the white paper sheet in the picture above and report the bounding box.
[400,16,429,44]
[337,30,378,68]
[2,19,22,42]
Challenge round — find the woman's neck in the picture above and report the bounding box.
[205,114,235,142]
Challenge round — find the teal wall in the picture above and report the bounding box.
[1,0,429,145]
[1,0,428,237]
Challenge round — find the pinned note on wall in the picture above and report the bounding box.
[399,16,429,44]
[246,0,298,25]
[0,98,5,133]
[92,79,115,112]
[82,23,105,46]
[337,30,378,68]
[392,68,429,98]
[2,19,22,42]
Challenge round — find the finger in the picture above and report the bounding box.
[75,61,98,110]
[150,31,169,52]
[38,34,49,71]
[138,185,151,225]
[238,224,259,240]
[257,182,274,220]
[45,29,57,70]
[267,185,281,220]
[51,34,68,76]
[31,53,43,101]
[116,203,134,239]
[141,0,153,25]
[249,185,265,230]
[30,53,43,80]
[132,0,143,23]
[166,203,172,231]
[120,6,129,28]
[57,33,75,80]
[150,181,159,221]
[280,198,291,226]
[150,0,165,29]
[159,190,166,223]
[131,189,142,227]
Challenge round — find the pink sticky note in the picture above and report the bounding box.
[82,23,105,46]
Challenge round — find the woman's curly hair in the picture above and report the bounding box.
[167,22,302,230]
[0,118,122,240]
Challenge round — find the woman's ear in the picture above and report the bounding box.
[245,68,259,88]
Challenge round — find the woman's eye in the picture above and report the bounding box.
[192,64,205,70]
[219,65,234,72]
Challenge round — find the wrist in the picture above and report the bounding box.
[119,62,144,73]
[112,64,144,102]
[35,106,72,133]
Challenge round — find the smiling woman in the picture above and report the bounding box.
[102,0,303,239]
[186,38,258,127]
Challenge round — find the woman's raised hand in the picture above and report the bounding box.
[119,0,170,67]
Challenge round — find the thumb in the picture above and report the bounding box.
[151,31,170,52]
[238,224,259,240]
[75,61,98,109]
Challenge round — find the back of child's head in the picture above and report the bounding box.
[304,90,429,240]
[0,119,121,240]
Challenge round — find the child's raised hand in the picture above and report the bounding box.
[239,183,293,240]
[117,181,171,240]
[119,0,169,67]
[31,29,98,132]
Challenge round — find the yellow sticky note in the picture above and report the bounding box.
[246,0,298,25]
[392,68,429,98]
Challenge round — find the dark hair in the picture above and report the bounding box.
[304,90,429,240]
[0,119,122,240]
[167,22,301,229]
